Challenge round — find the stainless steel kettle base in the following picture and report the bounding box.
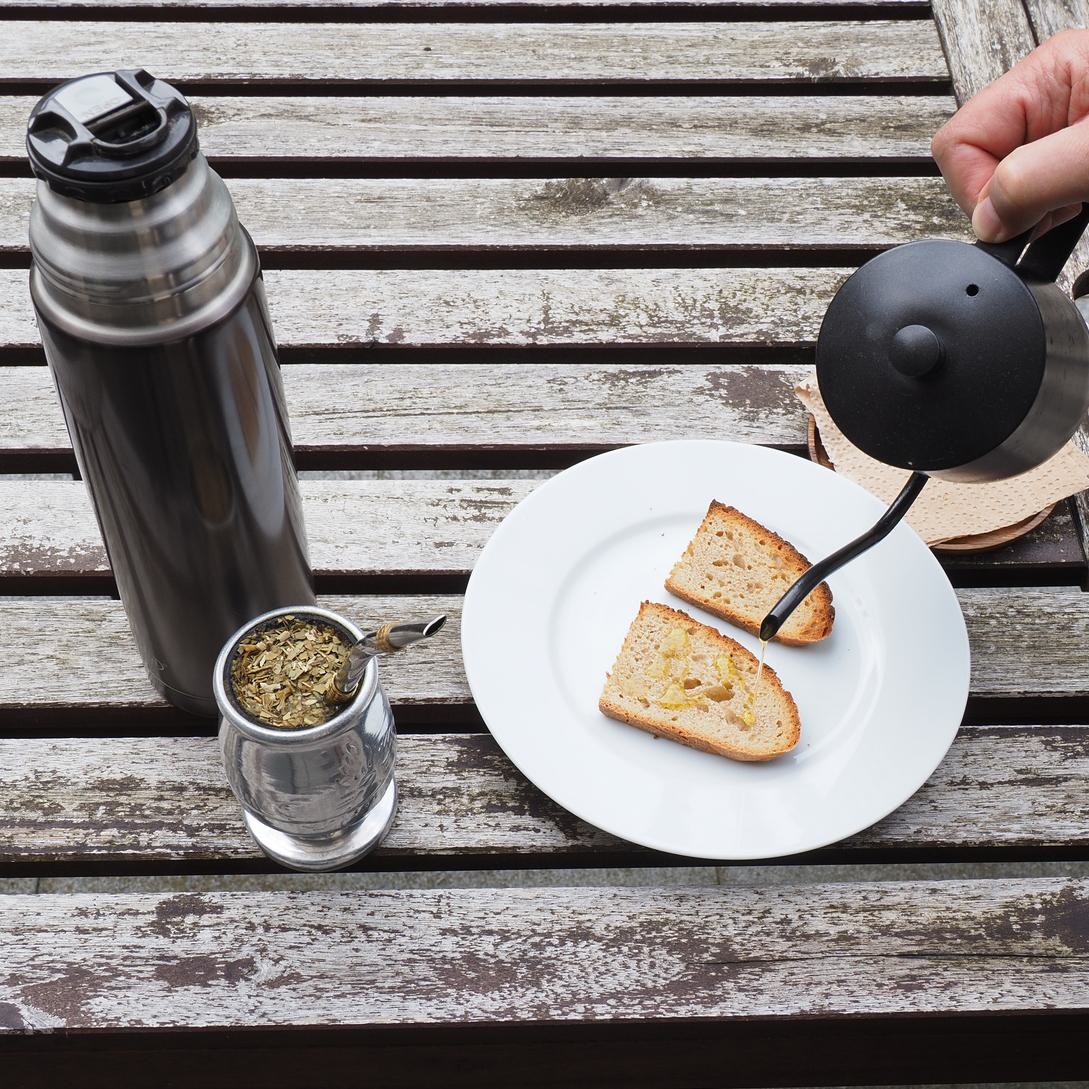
[241,779,398,872]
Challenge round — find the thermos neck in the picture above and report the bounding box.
[28,153,256,345]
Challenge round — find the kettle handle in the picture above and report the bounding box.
[975,203,1089,282]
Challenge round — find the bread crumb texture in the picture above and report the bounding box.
[599,602,801,762]
[666,501,834,645]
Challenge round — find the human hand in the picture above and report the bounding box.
[931,29,1089,243]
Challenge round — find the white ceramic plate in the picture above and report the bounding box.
[461,441,970,860]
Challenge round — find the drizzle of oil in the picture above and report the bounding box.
[643,624,757,727]
[756,638,767,686]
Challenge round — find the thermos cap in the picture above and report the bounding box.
[815,239,1047,473]
[26,69,198,203]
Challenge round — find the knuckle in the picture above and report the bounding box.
[992,150,1032,208]
[929,121,958,164]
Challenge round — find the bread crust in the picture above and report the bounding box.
[665,501,834,646]
[599,601,801,762]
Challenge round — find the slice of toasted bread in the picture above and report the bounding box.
[665,501,834,645]
[599,601,800,762]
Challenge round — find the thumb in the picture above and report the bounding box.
[972,119,1089,242]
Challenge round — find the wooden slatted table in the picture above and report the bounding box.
[2,0,1089,1084]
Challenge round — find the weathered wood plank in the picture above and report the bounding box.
[0,479,1081,582]
[0,727,1085,868]
[1024,0,1088,41]
[0,364,814,459]
[0,176,966,254]
[0,481,524,579]
[962,586,1089,697]
[1,879,1086,1033]
[1,587,1088,710]
[0,268,846,354]
[2,21,948,84]
[0,95,955,164]
[0,594,465,709]
[930,0,1035,103]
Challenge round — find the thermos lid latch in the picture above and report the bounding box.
[26,69,198,203]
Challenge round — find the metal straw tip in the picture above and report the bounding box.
[424,615,447,638]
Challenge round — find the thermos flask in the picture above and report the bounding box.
[26,69,315,717]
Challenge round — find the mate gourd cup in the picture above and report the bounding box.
[214,605,397,872]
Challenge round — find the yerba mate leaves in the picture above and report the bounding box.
[230,615,351,729]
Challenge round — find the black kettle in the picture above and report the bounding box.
[760,206,1089,642]
[818,204,1089,483]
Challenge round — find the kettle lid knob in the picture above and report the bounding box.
[889,324,944,378]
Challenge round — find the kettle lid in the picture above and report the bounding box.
[26,69,197,204]
[816,238,1053,473]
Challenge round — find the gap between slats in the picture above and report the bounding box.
[0,79,954,97]
[0,160,945,179]
[0,3,938,24]
[1,695,1088,736]
[0,248,891,271]
[0,347,820,369]
[0,563,1082,598]
[7,833,1089,875]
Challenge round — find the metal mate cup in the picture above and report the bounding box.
[214,605,397,872]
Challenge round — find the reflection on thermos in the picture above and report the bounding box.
[26,69,315,717]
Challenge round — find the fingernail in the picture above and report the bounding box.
[972,196,1008,242]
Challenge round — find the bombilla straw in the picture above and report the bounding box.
[758,472,928,644]
[330,615,447,701]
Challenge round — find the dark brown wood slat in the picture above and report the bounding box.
[1,588,1088,713]
[0,879,1086,1039]
[0,177,967,255]
[0,727,1085,869]
[0,1014,1085,1089]
[0,480,1082,584]
[0,95,955,165]
[938,501,1085,574]
[0,0,934,7]
[1,21,948,84]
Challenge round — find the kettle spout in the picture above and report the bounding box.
[759,473,928,643]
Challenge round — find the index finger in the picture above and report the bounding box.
[931,38,1073,214]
